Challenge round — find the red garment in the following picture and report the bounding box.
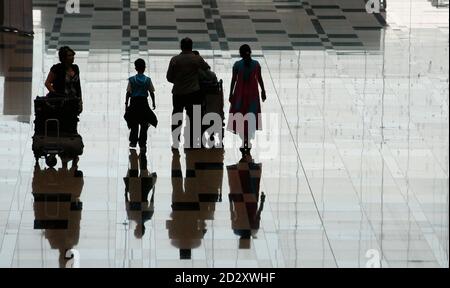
[227,59,262,138]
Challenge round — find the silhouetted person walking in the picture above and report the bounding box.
[167,38,210,149]
[228,44,266,158]
[125,58,157,151]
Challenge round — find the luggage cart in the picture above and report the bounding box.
[201,79,225,146]
[32,119,64,167]
[32,96,83,168]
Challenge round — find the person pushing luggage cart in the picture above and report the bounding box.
[32,46,84,168]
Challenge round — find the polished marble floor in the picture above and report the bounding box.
[0,0,448,268]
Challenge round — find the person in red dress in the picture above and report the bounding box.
[228,44,266,158]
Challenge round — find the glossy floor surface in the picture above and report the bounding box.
[0,0,448,267]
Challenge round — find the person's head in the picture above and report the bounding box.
[239,44,252,59]
[134,58,146,73]
[58,46,75,65]
[134,224,145,239]
[180,37,193,52]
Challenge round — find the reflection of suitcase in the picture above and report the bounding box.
[201,79,225,144]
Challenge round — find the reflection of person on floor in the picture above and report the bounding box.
[228,44,267,158]
[167,148,224,259]
[124,149,157,239]
[32,157,83,268]
[227,155,265,249]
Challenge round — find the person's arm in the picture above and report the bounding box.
[228,195,236,220]
[75,65,82,100]
[166,58,175,83]
[124,188,130,202]
[125,81,131,108]
[202,70,217,83]
[75,66,83,113]
[208,70,217,82]
[229,71,237,102]
[148,79,156,110]
[257,192,265,217]
[45,71,56,94]
[199,56,210,71]
[257,64,266,102]
[150,92,156,110]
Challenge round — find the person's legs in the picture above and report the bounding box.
[187,91,203,148]
[198,91,208,147]
[197,92,205,145]
[172,91,203,149]
[185,100,194,149]
[129,122,138,147]
[239,135,247,157]
[171,94,184,148]
[244,130,252,150]
[138,122,149,149]
[239,121,253,157]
